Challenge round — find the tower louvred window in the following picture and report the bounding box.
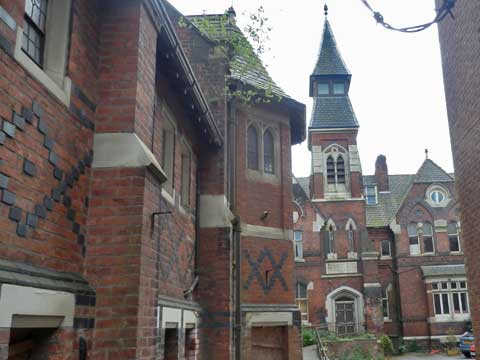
[337,156,345,184]
[327,156,335,184]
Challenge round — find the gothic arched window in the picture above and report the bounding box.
[327,156,335,184]
[247,126,259,170]
[263,130,274,174]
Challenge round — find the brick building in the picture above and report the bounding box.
[293,15,469,348]
[0,0,305,359]
[436,0,480,352]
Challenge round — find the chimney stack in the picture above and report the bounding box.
[375,155,389,192]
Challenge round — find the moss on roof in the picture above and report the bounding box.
[185,14,289,99]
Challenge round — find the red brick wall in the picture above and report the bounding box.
[437,1,480,349]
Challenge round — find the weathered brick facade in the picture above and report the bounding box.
[0,0,305,359]
[436,0,480,352]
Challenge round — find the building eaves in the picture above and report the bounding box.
[147,0,223,147]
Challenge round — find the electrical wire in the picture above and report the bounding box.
[360,0,456,33]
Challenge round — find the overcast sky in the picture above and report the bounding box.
[169,0,453,177]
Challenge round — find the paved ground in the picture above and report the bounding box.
[393,354,465,360]
[302,346,467,359]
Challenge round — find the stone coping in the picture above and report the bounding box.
[0,258,94,295]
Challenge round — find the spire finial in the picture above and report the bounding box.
[425,148,429,159]
[324,4,328,17]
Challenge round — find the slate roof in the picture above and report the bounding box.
[294,158,453,228]
[185,14,288,99]
[309,96,359,129]
[363,174,414,227]
[293,176,310,200]
[312,20,350,76]
[414,159,454,183]
[421,264,465,277]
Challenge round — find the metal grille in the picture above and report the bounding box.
[22,0,48,66]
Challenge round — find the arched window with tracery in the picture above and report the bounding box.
[263,130,274,173]
[247,126,259,170]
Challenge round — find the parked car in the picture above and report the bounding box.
[460,331,475,358]
[470,344,476,358]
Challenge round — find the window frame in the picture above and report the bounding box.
[448,222,461,253]
[382,286,390,320]
[381,239,391,258]
[22,0,48,67]
[294,230,303,260]
[364,185,378,205]
[333,81,346,95]
[431,281,469,319]
[263,129,275,174]
[317,81,330,95]
[422,222,435,254]
[296,282,309,322]
[14,0,73,106]
[408,223,420,255]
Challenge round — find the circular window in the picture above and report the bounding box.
[430,190,445,203]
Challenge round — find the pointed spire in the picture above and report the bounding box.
[425,148,429,159]
[324,4,329,17]
[311,19,350,77]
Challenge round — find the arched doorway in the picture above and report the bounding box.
[325,286,365,334]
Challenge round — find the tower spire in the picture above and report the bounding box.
[324,4,328,17]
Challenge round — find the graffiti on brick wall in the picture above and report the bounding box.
[244,247,288,294]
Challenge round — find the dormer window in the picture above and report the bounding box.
[318,82,329,95]
[364,185,378,205]
[333,82,346,95]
